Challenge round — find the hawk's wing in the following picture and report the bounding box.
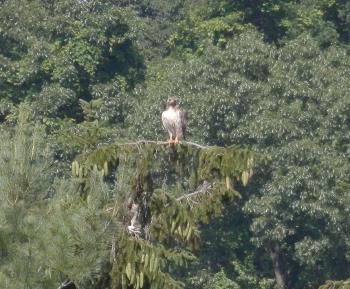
[176,109,187,139]
[180,110,187,139]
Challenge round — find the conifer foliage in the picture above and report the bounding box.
[0,105,56,288]
[319,280,350,289]
[72,140,255,289]
[0,105,254,289]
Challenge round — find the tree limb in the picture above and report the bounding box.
[57,279,76,289]
[116,140,212,149]
[176,181,212,204]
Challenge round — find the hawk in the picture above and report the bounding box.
[162,98,187,144]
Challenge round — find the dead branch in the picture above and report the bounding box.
[116,140,212,149]
[176,181,212,205]
[57,279,76,289]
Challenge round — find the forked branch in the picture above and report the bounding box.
[176,181,212,205]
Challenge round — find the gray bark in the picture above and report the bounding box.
[269,242,286,289]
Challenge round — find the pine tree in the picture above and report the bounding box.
[66,139,255,289]
[0,105,255,289]
[0,104,56,289]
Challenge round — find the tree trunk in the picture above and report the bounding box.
[269,242,286,289]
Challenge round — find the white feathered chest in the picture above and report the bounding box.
[162,107,186,140]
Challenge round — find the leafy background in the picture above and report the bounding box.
[0,0,349,288]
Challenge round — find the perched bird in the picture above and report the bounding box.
[161,98,187,144]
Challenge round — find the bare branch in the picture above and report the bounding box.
[176,181,212,204]
[115,140,212,149]
[57,279,75,289]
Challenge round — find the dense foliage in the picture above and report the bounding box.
[0,0,349,289]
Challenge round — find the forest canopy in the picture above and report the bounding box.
[0,1,350,289]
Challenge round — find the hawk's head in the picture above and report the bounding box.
[166,98,177,109]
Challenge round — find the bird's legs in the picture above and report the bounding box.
[174,136,180,145]
[167,133,175,145]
